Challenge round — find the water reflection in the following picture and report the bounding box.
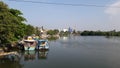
[23,50,49,61]
[47,36,59,41]
[0,50,49,68]
[62,36,68,41]
[0,54,23,68]
[0,55,20,62]
[37,50,49,59]
[24,51,36,61]
[59,36,82,48]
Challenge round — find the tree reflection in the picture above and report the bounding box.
[0,54,23,68]
[23,50,49,61]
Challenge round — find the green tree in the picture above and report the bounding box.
[47,29,59,35]
[35,27,40,36]
[25,24,35,36]
[0,1,26,44]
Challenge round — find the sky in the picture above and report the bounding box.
[2,0,120,31]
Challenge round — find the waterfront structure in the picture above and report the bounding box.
[63,29,68,32]
[62,27,73,33]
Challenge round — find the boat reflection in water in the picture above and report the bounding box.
[24,51,36,61]
[0,50,49,68]
[23,50,49,61]
[37,50,49,59]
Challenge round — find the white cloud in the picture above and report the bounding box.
[105,0,120,16]
[104,0,120,30]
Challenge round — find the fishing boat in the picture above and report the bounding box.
[24,36,37,50]
[36,40,49,50]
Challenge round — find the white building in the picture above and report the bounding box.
[63,29,68,32]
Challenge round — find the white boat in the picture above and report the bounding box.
[24,40,35,42]
[24,36,37,50]
[36,40,49,50]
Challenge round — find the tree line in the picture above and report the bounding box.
[81,30,120,36]
[46,29,120,36]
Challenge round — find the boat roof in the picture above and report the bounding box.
[38,40,47,42]
[24,40,35,42]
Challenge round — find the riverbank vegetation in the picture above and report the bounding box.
[0,1,38,44]
[81,30,120,36]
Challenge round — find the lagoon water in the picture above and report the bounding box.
[1,36,120,68]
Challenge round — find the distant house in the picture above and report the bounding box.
[39,26,48,39]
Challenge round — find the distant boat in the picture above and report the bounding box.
[24,36,37,50]
[36,40,49,50]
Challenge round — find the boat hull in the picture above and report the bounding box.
[24,41,37,51]
[39,46,49,50]
[24,46,36,50]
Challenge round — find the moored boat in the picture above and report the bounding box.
[24,36,37,50]
[36,40,49,50]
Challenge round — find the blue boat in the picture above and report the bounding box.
[36,40,49,50]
